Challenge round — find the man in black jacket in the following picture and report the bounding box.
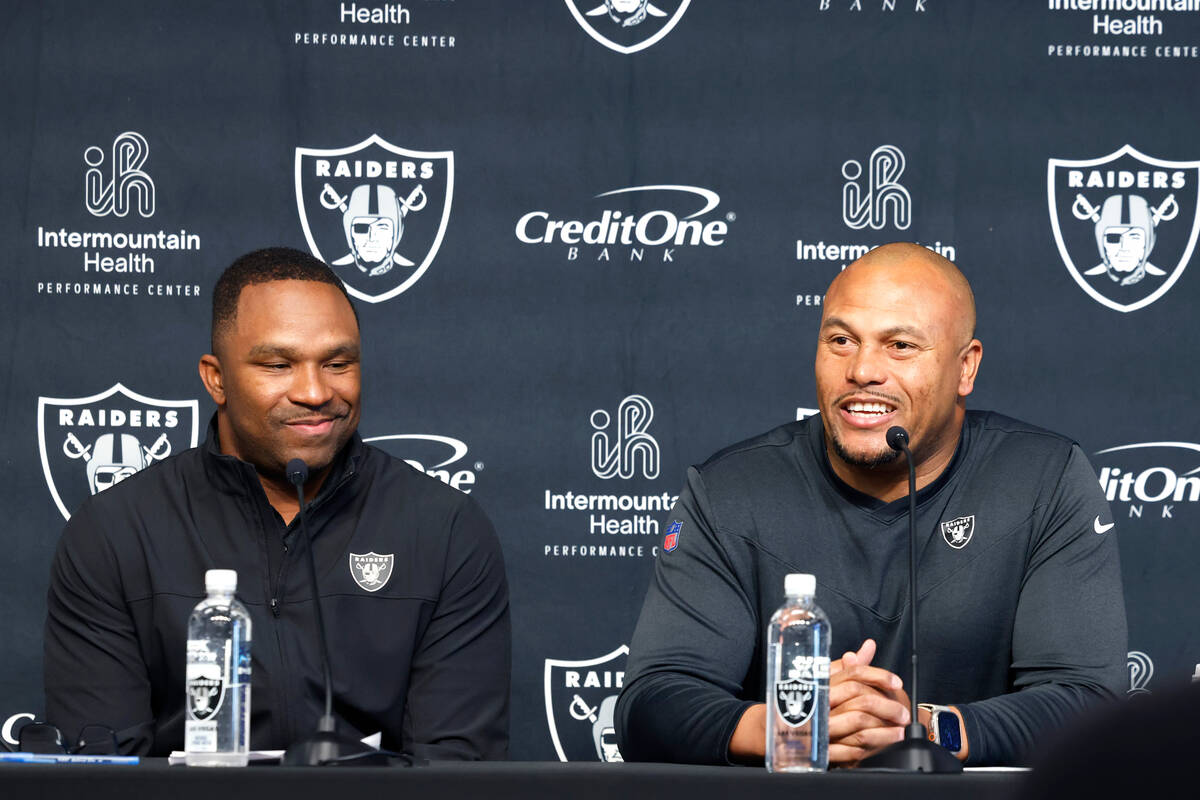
[43,247,510,759]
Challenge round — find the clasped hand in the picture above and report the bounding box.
[828,638,911,767]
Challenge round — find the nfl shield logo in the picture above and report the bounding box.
[1048,145,1200,312]
[544,644,628,762]
[38,383,199,520]
[349,552,394,592]
[564,0,691,54]
[940,515,975,549]
[295,135,453,304]
[664,519,681,551]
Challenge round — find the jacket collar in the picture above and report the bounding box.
[199,413,363,502]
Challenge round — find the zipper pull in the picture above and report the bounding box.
[270,598,280,617]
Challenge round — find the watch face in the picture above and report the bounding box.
[935,712,962,753]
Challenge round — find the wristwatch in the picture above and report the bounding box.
[919,703,963,756]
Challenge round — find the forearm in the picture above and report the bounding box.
[957,681,1117,766]
[616,672,756,765]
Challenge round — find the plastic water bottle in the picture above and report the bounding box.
[766,573,830,772]
[185,569,252,766]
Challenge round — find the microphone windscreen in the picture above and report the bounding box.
[286,458,309,486]
[886,426,909,451]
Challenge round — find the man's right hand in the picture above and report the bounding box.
[728,638,910,766]
[828,638,910,767]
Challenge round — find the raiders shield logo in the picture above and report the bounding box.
[185,639,228,722]
[295,135,453,304]
[940,515,975,549]
[772,653,828,728]
[1048,145,1200,312]
[349,552,394,592]
[775,678,815,728]
[564,0,691,54]
[38,383,200,520]
[544,644,628,762]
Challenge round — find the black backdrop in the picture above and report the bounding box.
[2,0,1199,761]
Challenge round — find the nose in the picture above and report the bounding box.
[289,363,334,408]
[846,343,887,386]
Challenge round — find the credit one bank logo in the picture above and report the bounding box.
[1094,441,1200,521]
[516,185,731,263]
[364,434,481,493]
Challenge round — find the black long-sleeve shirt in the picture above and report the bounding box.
[44,421,510,759]
[616,411,1127,766]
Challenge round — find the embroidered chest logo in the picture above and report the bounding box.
[939,515,975,550]
[349,552,394,592]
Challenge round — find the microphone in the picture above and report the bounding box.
[885,426,909,452]
[286,458,308,487]
[282,459,387,767]
[859,427,962,773]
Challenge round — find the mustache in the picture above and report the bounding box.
[277,407,350,424]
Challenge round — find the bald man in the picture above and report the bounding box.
[615,243,1127,767]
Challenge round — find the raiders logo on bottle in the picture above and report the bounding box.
[186,674,225,722]
[775,677,816,728]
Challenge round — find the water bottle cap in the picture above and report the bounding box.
[205,569,237,593]
[785,573,815,597]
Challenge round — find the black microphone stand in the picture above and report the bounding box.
[858,428,962,773]
[282,458,389,767]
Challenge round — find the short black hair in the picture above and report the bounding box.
[210,247,358,353]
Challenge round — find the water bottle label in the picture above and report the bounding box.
[185,720,218,753]
[186,639,229,721]
[774,655,829,728]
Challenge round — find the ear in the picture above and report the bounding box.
[957,339,983,398]
[198,354,227,406]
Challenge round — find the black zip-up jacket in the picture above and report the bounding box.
[44,421,510,759]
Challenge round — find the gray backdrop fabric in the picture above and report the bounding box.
[2,0,1198,760]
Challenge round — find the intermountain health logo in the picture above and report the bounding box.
[591,394,659,480]
[795,144,956,310]
[38,383,200,520]
[542,395,677,560]
[544,645,628,761]
[1048,145,1200,312]
[842,144,911,231]
[295,135,453,303]
[564,0,690,54]
[1127,650,1154,695]
[35,131,204,299]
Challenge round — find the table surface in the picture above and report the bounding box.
[0,759,1028,800]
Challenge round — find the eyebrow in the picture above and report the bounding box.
[247,342,361,360]
[821,317,928,340]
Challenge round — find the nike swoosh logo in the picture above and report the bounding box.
[1094,516,1114,534]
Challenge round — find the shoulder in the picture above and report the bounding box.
[964,410,1081,469]
[354,443,498,541]
[63,444,205,529]
[680,418,818,518]
[356,443,484,511]
[698,418,814,476]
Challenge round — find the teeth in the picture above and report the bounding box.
[846,402,892,414]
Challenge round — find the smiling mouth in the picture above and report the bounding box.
[285,417,339,434]
[839,399,897,427]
